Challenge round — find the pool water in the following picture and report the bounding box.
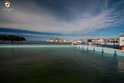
[0,45,124,83]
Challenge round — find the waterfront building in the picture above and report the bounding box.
[120,32,124,50]
[97,38,106,43]
[47,38,65,42]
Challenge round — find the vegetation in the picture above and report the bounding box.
[0,35,26,41]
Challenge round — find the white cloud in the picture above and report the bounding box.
[0,0,121,34]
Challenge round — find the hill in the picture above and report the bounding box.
[0,35,26,41]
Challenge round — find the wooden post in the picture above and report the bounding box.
[87,47,89,52]
[114,50,117,56]
[93,48,95,53]
[101,49,104,55]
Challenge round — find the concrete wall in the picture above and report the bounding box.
[77,45,124,56]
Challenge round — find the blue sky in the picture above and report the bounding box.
[0,0,124,40]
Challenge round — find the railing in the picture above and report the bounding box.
[77,45,124,56]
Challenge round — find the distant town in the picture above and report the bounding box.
[47,37,119,45]
[0,35,120,45]
[0,32,124,50]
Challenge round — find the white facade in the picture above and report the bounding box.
[120,37,124,46]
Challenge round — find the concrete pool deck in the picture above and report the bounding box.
[77,45,124,56]
[0,45,75,48]
[0,44,123,56]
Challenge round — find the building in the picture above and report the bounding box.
[91,38,106,44]
[119,32,124,50]
[98,38,106,43]
[47,38,65,43]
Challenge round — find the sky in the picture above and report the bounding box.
[0,0,124,41]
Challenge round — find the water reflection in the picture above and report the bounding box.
[118,57,124,72]
[77,46,120,74]
[10,48,15,56]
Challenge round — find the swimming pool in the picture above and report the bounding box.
[0,45,124,83]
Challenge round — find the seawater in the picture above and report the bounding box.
[0,45,124,83]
